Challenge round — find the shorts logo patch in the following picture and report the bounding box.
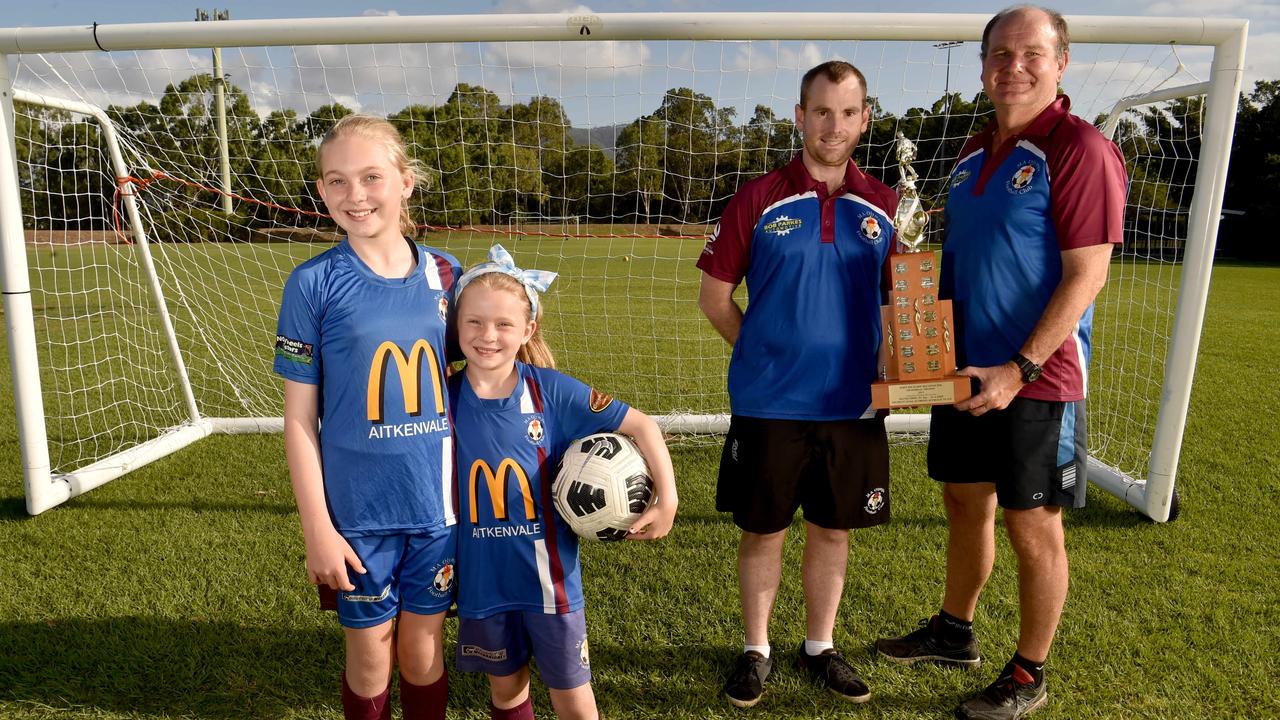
[859,213,884,244]
[1033,492,1045,501]
[577,637,590,668]
[526,418,545,444]
[589,388,614,413]
[730,438,739,462]
[462,645,508,662]
[1008,163,1037,194]
[1061,463,1077,490]
[864,487,886,514]
[437,295,449,323]
[763,214,803,237]
[274,335,313,364]
[343,584,391,603]
[430,561,455,596]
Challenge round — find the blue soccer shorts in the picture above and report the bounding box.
[456,609,591,690]
[331,525,457,629]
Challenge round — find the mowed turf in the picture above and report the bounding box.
[0,237,1276,718]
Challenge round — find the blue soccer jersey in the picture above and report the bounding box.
[451,363,629,618]
[941,96,1127,401]
[697,154,897,420]
[273,239,461,536]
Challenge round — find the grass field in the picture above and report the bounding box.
[0,246,1277,718]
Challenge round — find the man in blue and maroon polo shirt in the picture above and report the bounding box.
[875,7,1128,720]
[697,59,896,708]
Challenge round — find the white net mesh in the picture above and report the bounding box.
[9,34,1207,479]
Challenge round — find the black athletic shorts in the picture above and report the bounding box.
[715,415,890,533]
[927,397,1088,510]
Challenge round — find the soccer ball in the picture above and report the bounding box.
[552,433,654,542]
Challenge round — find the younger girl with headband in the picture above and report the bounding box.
[449,245,677,719]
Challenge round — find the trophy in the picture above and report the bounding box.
[870,133,972,409]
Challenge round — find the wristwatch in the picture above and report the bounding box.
[1011,353,1043,383]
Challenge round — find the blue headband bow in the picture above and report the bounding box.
[456,244,558,315]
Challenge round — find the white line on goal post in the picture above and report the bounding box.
[0,12,1248,520]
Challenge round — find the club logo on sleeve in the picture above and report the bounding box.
[702,223,720,256]
[864,487,886,514]
[526,417,545,444]
[859,214,884,244]
[763,215,803,237]
[438,295,449,323]
[274,335,313,364]
[589,388,614,413]
[1008,163,1038,194]
[950,169,971,189]
[431,561,455,596]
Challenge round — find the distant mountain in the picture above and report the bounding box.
[568,123,629,158]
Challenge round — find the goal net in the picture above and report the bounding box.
[0,13,1244,517]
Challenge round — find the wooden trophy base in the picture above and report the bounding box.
[871,375,972,410]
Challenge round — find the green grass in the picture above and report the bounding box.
[0,252,1277,718]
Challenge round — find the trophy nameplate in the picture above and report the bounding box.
[871,133,972,410]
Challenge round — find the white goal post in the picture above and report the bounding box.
[0,13,1246,518]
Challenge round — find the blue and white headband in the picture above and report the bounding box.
[455,244,558,315]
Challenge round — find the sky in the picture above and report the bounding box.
[2,0,1274,129]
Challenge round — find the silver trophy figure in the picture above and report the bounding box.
[894,132,930,251]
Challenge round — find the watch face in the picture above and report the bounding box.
[1025,366,1042,383]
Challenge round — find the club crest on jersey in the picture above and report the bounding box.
[950,169,971,189]
[859,214,885,244]
[1008,163,1038,194]
[526,417,545,445]
[437,295,449,322]
[865,487,886,514]
[430,561,455,596]
[763,214,803,237]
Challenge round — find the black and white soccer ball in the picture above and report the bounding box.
[552,433,654,542]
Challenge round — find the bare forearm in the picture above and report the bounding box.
[1019,244,1112,365]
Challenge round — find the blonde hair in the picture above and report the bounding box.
[317,114,425,239]
[458,271,556,369]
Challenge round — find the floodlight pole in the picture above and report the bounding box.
[197,8,233,215]
[934,40,963,114]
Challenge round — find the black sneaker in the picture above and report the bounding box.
[875,617,981,667]
[796,645,871,703]
[723,650,772,708]
[954,667,1047,720]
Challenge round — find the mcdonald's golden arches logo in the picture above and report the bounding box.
[469,458,537,524]
[367,339,446,423]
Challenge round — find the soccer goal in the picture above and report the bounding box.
[0,13,1245,518]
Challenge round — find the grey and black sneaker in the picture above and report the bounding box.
[723,650,772,708]
[796,644,871,703]
[875,617,981,667]
[954,666,1047,720]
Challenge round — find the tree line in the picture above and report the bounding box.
[13,73,1278,259]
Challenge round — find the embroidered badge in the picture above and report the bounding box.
[859,214,884,244]
[526,417,545,444]
[1008,163,1037,194]
[865,487,886,514]
[589,388,614,413]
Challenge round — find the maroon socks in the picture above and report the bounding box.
[400,668,449,720]
[490,695,535,720]
[341,673,391,720]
